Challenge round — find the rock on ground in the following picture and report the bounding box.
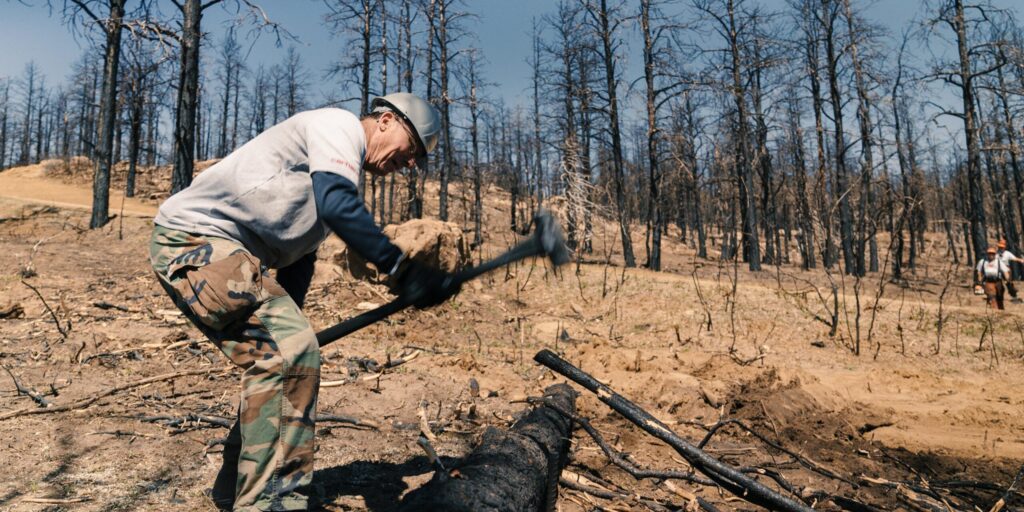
[339,218,471,280]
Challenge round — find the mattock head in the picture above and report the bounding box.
[534,209,571,267]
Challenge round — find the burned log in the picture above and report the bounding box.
[397,383,577,512]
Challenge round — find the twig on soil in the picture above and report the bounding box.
[20,231,63,278]
[695,418,851,484]
[532,396,715,486]
[386,349,421,368]
[0,368,226,421]
[140,413,234,430]
[419,400,438,444]
[417,434,447,477]
[21,280,70,339]
[317,413,379,430]
[1,364,51,407]
[859,476,962,511]
[558,476,674,512]
[86,430,153,439]
[0,302,25,319]
[92,300,131,312]
[728,348,767,366]
[402,344,455,355]
[988,464,1024,512]
[21,497,91,505]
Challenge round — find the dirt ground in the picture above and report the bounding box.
[1,161,1023,511]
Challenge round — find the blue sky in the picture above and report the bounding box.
[0,1,557,108]
[1,0,1022,148]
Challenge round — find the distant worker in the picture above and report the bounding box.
[997,239,1024,303]
[977,246,1009,310]
[150,92,460,511]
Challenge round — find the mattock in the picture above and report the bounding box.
[316,209,571,347]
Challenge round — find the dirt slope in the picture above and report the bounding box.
[0,162,157,218]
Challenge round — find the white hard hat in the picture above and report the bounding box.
[370,92,441,158]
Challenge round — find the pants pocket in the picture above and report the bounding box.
[171,250,271,331]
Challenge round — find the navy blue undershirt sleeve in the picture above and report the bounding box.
[276,250,316,309]
[311,171,403,273]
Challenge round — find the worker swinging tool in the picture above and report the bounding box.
[149,90,569,511]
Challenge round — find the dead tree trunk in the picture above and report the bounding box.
[800,0,832,269]
[468,50,483,247]
[996,50,1024,267]
[788,92,815,269]
[641,0,662,270]
[170,0,207,194]
[952,0,988,261]
[397,384,576,512]
[821,0,855,274]
[844,0,875,276]
[435,0,457,221]
[90,0,127,229]
[586,0,636,267]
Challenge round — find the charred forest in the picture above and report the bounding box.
[4,0,1024,278]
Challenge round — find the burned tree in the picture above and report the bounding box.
[843,0,881,276]
[924,0,1007,261]
[121,37,166,198]
[325,0,378,195]
[693,0,761,270]
[581,0,636,267]
[58,0,128,228]
[819,0,855,274]
[169,0,212,194]
[169,0,287,195]
[640,0,686,271]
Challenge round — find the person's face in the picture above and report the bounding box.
[364,112,421,177]
[988,253,996,260]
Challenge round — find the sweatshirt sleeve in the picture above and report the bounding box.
[311,171,404,274]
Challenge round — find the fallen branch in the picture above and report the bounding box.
[139,413,233,430]
[317,413,379,430]
[92,301,131,312]
[532,395,715,486]
[697,418,851,484]
[1,364,51,407]
[534,349,815,512]
[0,302,24,319]
[21,497,91,505]
[0,368,224,421]
[21,280,70,339]
[558,476,673,512]
[988,464,1024,512]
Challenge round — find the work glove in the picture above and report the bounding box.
[390,258,461,309]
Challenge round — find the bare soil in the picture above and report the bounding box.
[0,162,1022,511]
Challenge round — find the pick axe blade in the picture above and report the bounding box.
[316,209,570,347]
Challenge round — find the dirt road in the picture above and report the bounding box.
[0,163,157,218]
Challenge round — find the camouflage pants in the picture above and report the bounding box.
[149,225,320,511]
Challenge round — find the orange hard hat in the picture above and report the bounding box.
[987,246,998,254]
[998,239,1008,249]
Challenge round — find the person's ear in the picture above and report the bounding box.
[379,111,397,132]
